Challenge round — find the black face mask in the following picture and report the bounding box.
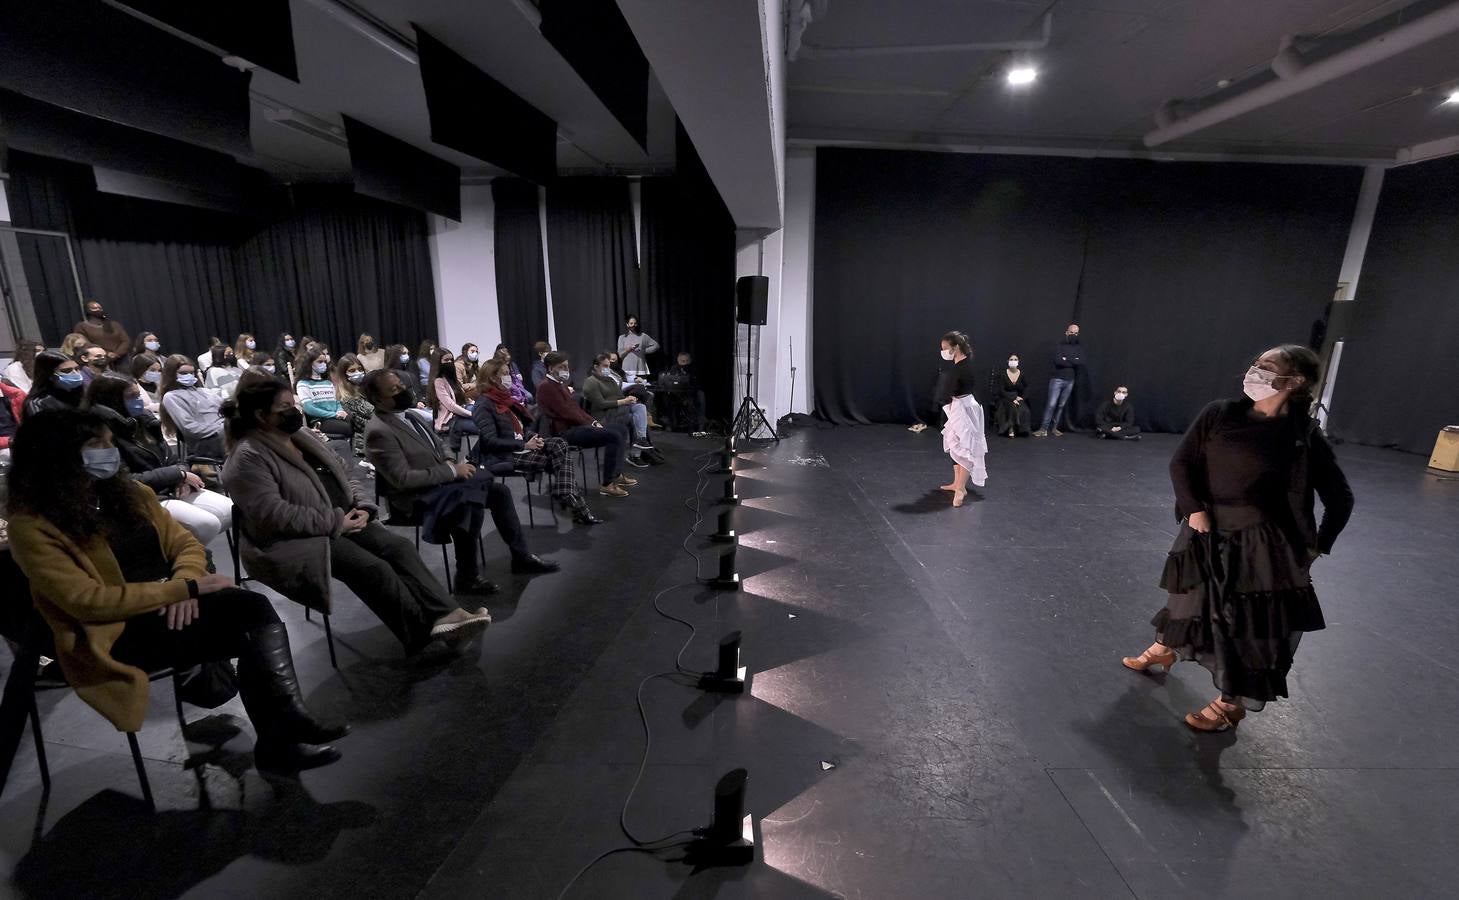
[391,388,416,411]
[87,308,105,319]
[276,408,305,434]
[1064,334,1079,343]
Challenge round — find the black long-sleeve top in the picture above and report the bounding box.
[998,370,1027,402]
[1052,339,1084,379]
[1097,399,1135,429]
[936,358,977,406]
[1169,398,1354,554]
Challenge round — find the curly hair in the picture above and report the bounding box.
[9,409,148,539]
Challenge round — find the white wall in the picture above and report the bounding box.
[777,148,815,418]
[428,183,501,354]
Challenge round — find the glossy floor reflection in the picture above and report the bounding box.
[2,426,1455,898]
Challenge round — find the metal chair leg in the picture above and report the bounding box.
[28,701,50,793]
[323,614,339,669]
[305,607,312,622]
[441,545,452,588]
[524,475,535,528]
[170,671,188,737]
[127,732,155,811]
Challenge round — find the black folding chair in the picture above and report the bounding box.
[229,505,339,669]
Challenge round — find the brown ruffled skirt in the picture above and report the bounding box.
[1152,506,1324,710]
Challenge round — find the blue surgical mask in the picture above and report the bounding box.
[144,340,160,352]
[245,339,256,350]
[56,372,84,390]
[82,447,121,480]
[262,364,276,374]
[125,396,147,416]
[176,373,198,387]
[142,369,162,384]
[347,370,365,384]
[600,367,612,377]
[399,353,410,365]
[313,360,329,375]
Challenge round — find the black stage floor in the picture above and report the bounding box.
[2,425,1457,899]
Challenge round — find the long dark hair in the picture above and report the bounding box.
[426,347,464,411]
[222,375,290,444]
[85,373,157,446]
[9,409,148,539]
[157,353,198,433]
[130,332,159,357]
[459,343,479,384]
[385,343,411,371]
[298,343,332,384]
[27,350,79,409]
[129,352,162,385]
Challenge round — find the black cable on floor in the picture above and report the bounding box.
[554,843,694,900]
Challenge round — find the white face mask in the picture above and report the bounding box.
[940,349,954,361]
[245,339,256,350]
[1114,391,1128,401]
[1242,366,1281,402]
[399,354,410,364]
[467,351,479,362]
[1008,359,1019,368]
[262,364,276,374]
[284,339,296,349]
[554,370,571,384]
[347,370,365,384]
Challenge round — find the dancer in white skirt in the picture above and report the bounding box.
[936,331,988,507]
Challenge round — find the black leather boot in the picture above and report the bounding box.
[238,624,349,772]
[566,495,603,525]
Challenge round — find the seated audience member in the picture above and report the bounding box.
[334,354,376,457]
[455,344,481,402]
[204,345,245,399]
[427,347,478,455]
[74,299,131,367]
[473,358,602,525]
[8,408,346,773]
[530,341,552,392]
[24,351,85,418]
[159,354,227,459]
[416,339,438,387]
[585,353,654,468]
[364,370,557,591]
[77,343,110,386]
[356,333,385,371]
[995,353,1032,438]
[4,339,47,393]
[273,332,299,383]
[661,351,708,434]
[249,351,280,378]
[1096,386,1141,440]
[129,353,164,413]
[0,380,22,453]
[196,336,224,374]
[493,345,533,405]
[85,374,233,545]
[59,332,91,362]
[385,343,435,426]
[295,344,351,440]
[234,332,259,361]
[131,331,163,361]
[607,350,656,411]
[536,352,634,497]
[223,378,491,653]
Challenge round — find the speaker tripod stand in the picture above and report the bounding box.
[731,322,779,443]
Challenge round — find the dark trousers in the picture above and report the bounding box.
[560,424,626,485]
[110,588,280,671]
[331,522,458,651]
[1097,424,1141,438]
[446,416,479,452]
[475,480,529,564]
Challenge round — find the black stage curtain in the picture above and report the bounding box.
[235,188,438,356]
[6,153,437,357]
[638,138,736,420]
[545,177,639,377]
[492,178,550,368]
[813,148,1361,433]
[1332,155,1459,454]
[1076,160,1360,433]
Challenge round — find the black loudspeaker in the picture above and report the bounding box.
[736,276,769,326]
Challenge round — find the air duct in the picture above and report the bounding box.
[1145,0,1459,148]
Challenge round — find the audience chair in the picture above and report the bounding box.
[229,505,339,669]
[371,478,458,586]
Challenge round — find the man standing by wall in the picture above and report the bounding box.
[1034,323,1083,437]
[74,299,130,368]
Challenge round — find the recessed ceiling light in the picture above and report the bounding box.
[1445,89,1459,104]
[1216,78,1231,88]
[1007,67,1038,86]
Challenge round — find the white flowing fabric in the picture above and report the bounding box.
[942,394,988,487]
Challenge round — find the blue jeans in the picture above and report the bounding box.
[1040,377,1074,431]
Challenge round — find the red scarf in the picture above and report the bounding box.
[485,384,530,435]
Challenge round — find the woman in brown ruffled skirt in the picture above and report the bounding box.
[1122,345,1353,732]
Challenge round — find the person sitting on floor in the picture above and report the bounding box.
[473,358,602,525]
[364,369,558,591]
[158,354,227,459]
[585,352,655,468]
[535,352,634,497]
[24,351,85,418]
[85,374,234,546]
[1096,385,1141,440]
[995,353,1032,438]
[7,408,347,773]
[427,347,478,455]
[223,377,492,654]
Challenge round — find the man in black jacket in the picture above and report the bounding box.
[1095,385,1140,440]
[1035,323,1084,437]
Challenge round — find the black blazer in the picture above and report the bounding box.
[96,409,189,496]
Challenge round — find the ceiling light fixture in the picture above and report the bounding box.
[1445,89,1459,104]
[1007,66,1038,86]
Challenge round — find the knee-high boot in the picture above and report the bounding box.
[238,624,349,772]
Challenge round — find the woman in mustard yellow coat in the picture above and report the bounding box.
[7,409,348,773]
